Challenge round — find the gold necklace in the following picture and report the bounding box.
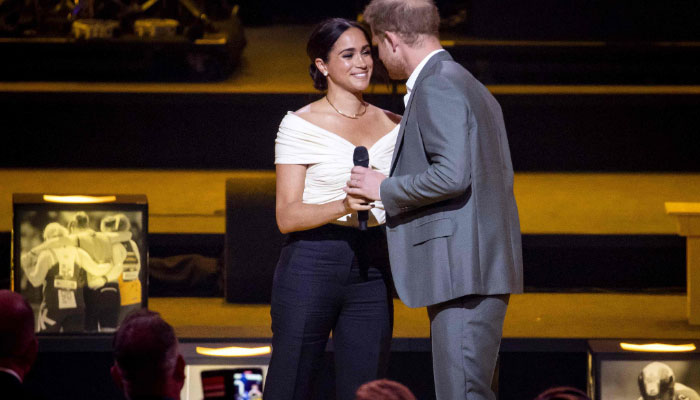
[325,96,367,119]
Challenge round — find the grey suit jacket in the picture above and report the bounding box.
[380,51,523,308]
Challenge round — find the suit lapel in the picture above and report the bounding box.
[389,51,454,175]
[389,94,412,175]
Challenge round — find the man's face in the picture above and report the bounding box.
[372,31,408,80]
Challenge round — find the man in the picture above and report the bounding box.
[346,0,523,398]
[0,290,39,400]
[111,310,186,400]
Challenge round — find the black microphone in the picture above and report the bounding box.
[353,146,370,231]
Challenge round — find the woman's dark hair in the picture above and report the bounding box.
[306,18,372,91]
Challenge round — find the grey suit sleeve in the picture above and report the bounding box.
[381,73,471,216]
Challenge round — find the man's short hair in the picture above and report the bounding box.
[112,310,178,388]
[363,0,440,46]
[0,290,35,359]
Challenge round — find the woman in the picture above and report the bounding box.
[264,18,401,400]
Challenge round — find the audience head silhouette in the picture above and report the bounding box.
[0,290,38,382]
[355,379,417,400]
[534,386,591,400]
[111,309,185,400]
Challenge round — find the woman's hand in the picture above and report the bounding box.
[343,192,374,213]
[277,163,368,234]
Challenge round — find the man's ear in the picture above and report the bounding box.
[111,363,124,391]
[384,31,400,52]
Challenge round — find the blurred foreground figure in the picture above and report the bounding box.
[0,290,39,400]
[111,309,186,400]
[534,386,591,400]
[355,379,416,400]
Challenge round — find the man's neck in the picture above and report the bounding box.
[404,36,443,77]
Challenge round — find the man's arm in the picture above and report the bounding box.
[29,235,77,254]
[76,248,113,277]
[22,251,53,287]
[381,73,471,216]
[105,231,132,243]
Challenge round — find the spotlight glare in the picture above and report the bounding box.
[619,343,696,352]
[195,346,272,357]
[43,195,117,204]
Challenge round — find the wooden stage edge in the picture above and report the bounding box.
[149,293,700,341]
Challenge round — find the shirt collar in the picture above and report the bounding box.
[404,49,445,106]
[406,49,445,94]
[0,367,22,383]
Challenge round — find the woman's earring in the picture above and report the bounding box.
[323,71,328,77]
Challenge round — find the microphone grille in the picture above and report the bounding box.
[353,146,369,167]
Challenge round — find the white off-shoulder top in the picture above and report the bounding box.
[275,112,399,227]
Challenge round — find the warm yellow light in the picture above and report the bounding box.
[43,195,117,204]
[620,343,696,352]
[195,346,272,357]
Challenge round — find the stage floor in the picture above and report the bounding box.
[150,293,700,340]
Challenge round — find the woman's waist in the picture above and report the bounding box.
[286,223,385,242]
[300,196,386,227]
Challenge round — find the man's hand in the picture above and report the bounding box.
[344,166,386,201]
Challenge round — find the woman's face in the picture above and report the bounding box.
[319,27,373,93]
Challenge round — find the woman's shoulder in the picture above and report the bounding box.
[365,104,401,126]
[288,99,334,127]
[380,108,402,125]
[293,103,313,115]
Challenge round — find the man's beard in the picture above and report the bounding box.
[382,56,408,80]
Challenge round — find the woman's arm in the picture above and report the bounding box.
[275,164,369,234]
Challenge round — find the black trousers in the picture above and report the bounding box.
[263,224,393,400]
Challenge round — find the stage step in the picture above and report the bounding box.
[1,88,699,171]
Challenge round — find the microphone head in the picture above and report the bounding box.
[353,146,369,167]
